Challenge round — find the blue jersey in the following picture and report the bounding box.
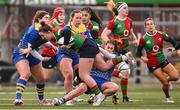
[13,23,41,66]
[91,66,114,81]
[90,60,114,89]
[15,23,41,52]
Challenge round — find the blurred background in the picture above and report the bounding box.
[0,0,180,85]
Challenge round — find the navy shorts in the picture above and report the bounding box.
[148,60,169,73]
[79,38,99,58]
[13,47,41,67]
[57,49,79,66]
[42,55,58,69]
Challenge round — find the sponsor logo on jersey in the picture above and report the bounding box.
[146,40,151,44]
[153,45,159,52]
[124,30,129,36]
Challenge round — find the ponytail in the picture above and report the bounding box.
[106,0,117,16]
[39,22,52,33]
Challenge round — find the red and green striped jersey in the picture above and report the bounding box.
[70,33,87,51]
[88,20,100,31]
[87,20,103,44]
[138,31,169,67]
[50,19,65,37]
[107,17,132,52]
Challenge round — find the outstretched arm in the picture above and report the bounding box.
[101,27,111,43]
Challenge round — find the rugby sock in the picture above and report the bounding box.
[36,83,45,100]
[91,85,101,95]
[113,69,120,77]
[120,78,128,98]
[112,57,123,65]
[15,79,27,99]
[59,97,66,104]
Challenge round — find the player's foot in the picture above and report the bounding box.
[122,96,133,103]
[87,94,95,104]
[13,99,23,106]
[52,98,65,106]
[39,99,51,105]
[164,97,174,103]
[112,94,119,104]
[93,93,106,106]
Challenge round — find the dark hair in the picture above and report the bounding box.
[70,9,82,21]
[106,40,116,45]
[32,10,49,23]
[39,22,52,33]
[81,7,103,29]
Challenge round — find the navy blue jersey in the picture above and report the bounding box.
[17,24,41,50]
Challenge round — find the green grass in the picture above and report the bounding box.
[0,83,180,110]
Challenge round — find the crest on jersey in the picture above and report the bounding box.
[124,30,129,36]
[153,45,159,52]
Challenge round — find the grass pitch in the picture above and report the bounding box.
[0,82,180,110]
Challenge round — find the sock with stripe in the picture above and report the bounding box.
[36,83,45,100]
[15,78,27,99]
[120,78,128,98]
[112,56,123,65]
[113,69,120,77]
[59,97,66,104]
[91,85,101,95]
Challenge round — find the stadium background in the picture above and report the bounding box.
[0,0,180,109]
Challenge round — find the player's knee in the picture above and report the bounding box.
[66,73,73,81]
[36,77,45,83]
[113,84,119,92]
[79,73,87,80]
[171,74,179,81]
[20,73,30,81]
[63,70,73,80]
[79,87,87,93]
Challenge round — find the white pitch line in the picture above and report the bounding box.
[0,92,65,94]
[0,101,179,110]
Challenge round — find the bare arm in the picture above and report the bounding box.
[129,28,138,46]
[101,27,112,43]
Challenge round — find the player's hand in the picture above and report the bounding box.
[43,57,51,61]
[115,38,123,44]
[19,48,32,55]
[177,50,180,57]
[132,39,138,47]
[141,56,148,63]
[51,45,58,52]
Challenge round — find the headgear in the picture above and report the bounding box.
[52,7,65,19]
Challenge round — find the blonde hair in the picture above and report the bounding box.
[144,17,154,27]
[106,0,126,16]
